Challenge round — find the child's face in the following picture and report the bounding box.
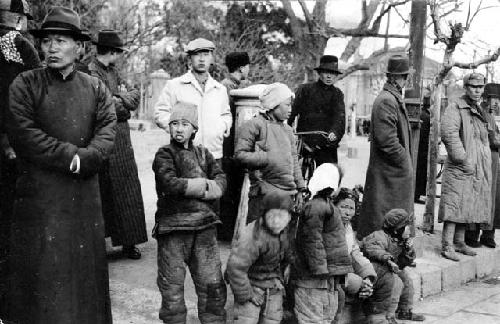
[264,209,291,235]
[337,198,355,224]
[169,120,195,144]
[270,97,292,121]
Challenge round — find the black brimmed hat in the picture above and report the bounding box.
[314,55,342,74]
[386,55,413,75]
[0,0,32,19]
[92,30,126,52]
[30,6,90,41]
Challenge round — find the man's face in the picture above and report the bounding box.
[270,97,292,121]
[394,74,409,89]
[318,70,337,85]
[109,51,122,65]
[41,33,81,70]
[169,120,195,145]
[490,97,500,115]
[465,84,485,103]
[189,50,213,73]
[240,64,250,79]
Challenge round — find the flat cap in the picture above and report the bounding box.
[185,38,215,54]
[463,72,485,86]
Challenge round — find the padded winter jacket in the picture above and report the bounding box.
[235,113,305,192]
[152,140,226,234]
[226,219,293,304]
[292,197,353,281]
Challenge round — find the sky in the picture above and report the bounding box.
[322,0,500,80]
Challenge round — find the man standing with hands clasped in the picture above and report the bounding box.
[6,6,115,323]
[288,55,345,165]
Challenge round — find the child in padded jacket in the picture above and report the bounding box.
[361,209,425,324]
[226,190,294,324]
[291,163,353,324]
[152,102,227,324]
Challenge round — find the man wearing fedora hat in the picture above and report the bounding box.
[465,82,500,249]
[0,0,41,316]
[86,29,147,260]
[6,6,115,324]
[357,54,424,322]
[288,55,346,165]
[358,55,414,237]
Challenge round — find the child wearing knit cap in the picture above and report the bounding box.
[234,82,306,224]
[152,101,227,324]
[226,190,295,324]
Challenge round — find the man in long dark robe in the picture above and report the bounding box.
[87,30,147,259]
[6,7,116,323]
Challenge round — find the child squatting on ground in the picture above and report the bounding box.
[152,102,227,324]
[226,190,295,324]
[361,209,425,324]
[291,163,353,324]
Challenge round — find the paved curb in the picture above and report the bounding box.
[409,246,500,302]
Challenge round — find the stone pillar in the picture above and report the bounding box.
[147,69,170,121]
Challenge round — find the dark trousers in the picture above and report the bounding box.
[303,146,338,166]
[156,226,227,324]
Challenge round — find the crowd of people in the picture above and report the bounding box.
[1,2,500,324]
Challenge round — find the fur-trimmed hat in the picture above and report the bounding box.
[225,51,250,72]
[169,101,198,129]
[382,209,410,230]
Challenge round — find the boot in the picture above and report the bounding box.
[480,230,497,248]
[454,225,477,256]
[442,222,460,261]
[441,246,460,262]
[396,309,425,321]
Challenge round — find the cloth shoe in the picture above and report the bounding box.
[480,237,497,248]
[123,245,141,259]
[386,315,399,324]
[396,309,425,321]
[455,243,477,256]
[441,246,460,261]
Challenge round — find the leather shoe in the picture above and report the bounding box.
[397,309,425,321]
[480,237,497,248]
[123,245,141,260]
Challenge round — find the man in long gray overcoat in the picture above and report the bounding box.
[357,55,414,240]
[439,73,492,261]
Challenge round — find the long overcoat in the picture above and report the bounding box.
[438,96,491,224]
[6,68,116,324]
[88,58,147,247]
[357,82,413,239]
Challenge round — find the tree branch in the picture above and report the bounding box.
[453,48,500,69]
[336,63,370,81]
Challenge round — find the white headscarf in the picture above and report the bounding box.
[308,163,340,197]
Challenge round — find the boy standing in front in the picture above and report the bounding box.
[152,102,227,324]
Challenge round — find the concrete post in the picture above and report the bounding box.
[148,69,170,121]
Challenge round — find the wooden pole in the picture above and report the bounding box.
[406,0,427,236]
[423,83,442,232]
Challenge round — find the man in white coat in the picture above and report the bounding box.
[154,38,232,162]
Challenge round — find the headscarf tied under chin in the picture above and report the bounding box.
[308,163,340,197]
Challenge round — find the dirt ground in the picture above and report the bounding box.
[109,128,375,323]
